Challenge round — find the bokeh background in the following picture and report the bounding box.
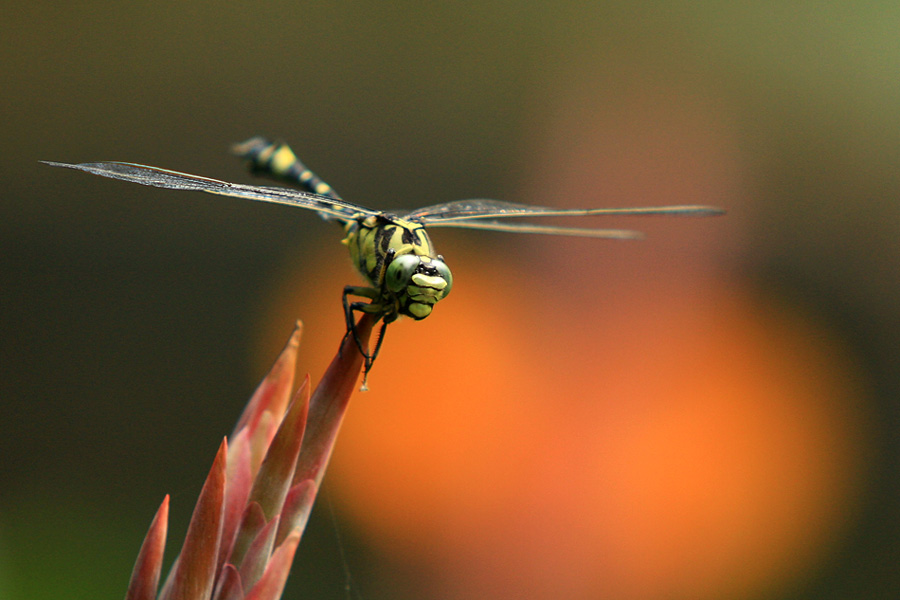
[2,2,899,599]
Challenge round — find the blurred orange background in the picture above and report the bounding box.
[253,70,870,600]
[2,3,897,599]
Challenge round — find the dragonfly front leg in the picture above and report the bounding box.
[360,321,389,391]
[342,285,389,382]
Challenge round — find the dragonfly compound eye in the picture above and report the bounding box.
[432,258,452,297]
[385,254,420,293]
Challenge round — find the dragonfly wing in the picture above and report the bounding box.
[42,161,381,221]
[423,219,644,239]
[407,198,725,222]
[405,199,539,220]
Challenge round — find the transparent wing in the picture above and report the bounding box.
[41,161,382,222]
[423,219,645,239]
[405,199,725,222]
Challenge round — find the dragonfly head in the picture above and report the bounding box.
[385,254,452,320]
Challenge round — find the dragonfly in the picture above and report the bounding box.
[44,137,724,387]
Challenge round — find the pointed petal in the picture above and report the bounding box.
[248,377,310,521]
[293,314,374,489]
[275,480,317,547]
[233,322,302,439]
[125,495,169,600]
[212,564,244,600]
[219,428,254,575]
[244,531,302,600]
[160,439,228,600]
[248,410,278,477]
[228,501,266,570]
[157,555,178,600]
[238,515,280,591]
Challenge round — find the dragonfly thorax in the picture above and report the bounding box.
[343,214,452,321]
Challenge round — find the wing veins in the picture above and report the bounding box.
[407,199,725,222]
[41,161,381,221]
[424,220,644,239]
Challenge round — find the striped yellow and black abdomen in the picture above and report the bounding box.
[232,137,339,199]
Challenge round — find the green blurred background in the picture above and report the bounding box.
[3,2,900,599]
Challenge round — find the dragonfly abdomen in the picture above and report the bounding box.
[232,137,340,200]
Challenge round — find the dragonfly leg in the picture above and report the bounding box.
[341,285,387,377]
[357,321,388,391]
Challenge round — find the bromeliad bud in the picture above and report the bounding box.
[124,316,374,600]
